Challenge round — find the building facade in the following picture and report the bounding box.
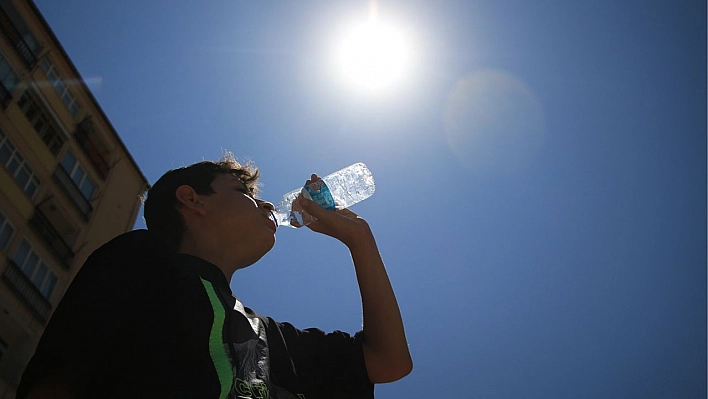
[0,1,149,397]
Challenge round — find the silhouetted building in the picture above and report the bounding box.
[0,1,148,397]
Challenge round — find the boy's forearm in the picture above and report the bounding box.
[348,232,413,383]
[297,195,413,381]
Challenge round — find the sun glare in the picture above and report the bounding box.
[338,20,409,92]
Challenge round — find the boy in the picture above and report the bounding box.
[17,154,411,398]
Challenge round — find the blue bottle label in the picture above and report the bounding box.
[303,180,336,210]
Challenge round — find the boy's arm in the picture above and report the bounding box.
[299,185,413,383]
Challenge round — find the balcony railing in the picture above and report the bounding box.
[29,209,74,269]
[0,6,36,69]
[75,124,109,180]
[53,166,93,220]
[2,259,51,323]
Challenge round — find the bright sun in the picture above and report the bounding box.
[338,19,409,92]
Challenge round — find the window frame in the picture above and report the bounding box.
[39,58,81,118]
[12,238,58,300]
[0,129,40,199]
[60,150,95,200]
[0,209,14,252]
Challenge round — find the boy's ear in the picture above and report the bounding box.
[175,185,207,216]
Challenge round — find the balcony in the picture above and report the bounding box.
[75,121,110,180]
[53,166,93,220]
[0,6,36,69]
[29,209,74,269]
[2,259,51,323]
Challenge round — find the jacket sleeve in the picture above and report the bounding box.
[266,318,375,399]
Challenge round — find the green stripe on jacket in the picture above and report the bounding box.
[200,278,233,399]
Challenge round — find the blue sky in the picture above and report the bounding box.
[34,1,705,397]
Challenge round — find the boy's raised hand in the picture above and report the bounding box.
[298,174,374,249]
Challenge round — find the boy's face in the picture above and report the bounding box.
[197,173,277,267]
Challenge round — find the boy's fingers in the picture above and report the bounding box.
[300,197,325,217]
[304,174,320,186]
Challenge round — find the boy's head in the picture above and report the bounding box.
[143,153,260,250]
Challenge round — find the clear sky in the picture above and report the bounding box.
[34,1,706,397]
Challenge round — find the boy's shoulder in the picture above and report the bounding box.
[92,229,172,259]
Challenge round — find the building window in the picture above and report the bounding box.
[0,129,40,199]
[39,58,80,117]
[0,51,18,91]
[17,90,65,155]
[61,150,95,200]
[0,209,14,252]
[12,238,57,299]
[74,118,110,180]
[0,51,18,104]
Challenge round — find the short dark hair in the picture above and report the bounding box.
[143,153,260,250]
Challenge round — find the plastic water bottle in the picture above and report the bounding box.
[273,162,376,228]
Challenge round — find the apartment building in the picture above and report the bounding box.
[0,1,149,397]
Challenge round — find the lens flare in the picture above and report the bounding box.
[444,70,545,173]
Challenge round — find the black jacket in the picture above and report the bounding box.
[17,230,373,399]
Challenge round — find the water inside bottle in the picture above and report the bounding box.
[273,163,374,228]
[273,182,346,228]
